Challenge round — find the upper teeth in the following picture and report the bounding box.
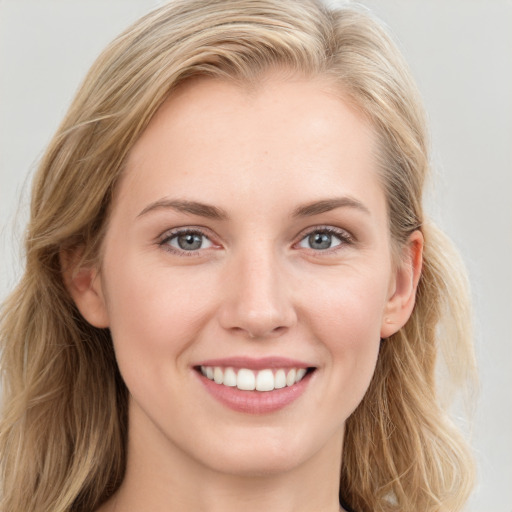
[200,366,308,392]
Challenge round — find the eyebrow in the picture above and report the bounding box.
[292,197,371,217]
[137,196,370,221]
[137,199,228,220]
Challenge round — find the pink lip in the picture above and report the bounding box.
[194,356,311,370]
[193,358,315,415]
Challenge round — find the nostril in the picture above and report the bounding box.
[246,324,288,339]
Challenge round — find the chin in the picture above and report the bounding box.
[189,424,340,478]
[204,449,306,478]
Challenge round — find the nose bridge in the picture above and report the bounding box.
[219,240,296,338]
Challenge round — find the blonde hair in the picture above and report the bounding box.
[0,1,476,511]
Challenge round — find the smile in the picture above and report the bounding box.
[199,366,308,392]
[194,358,316,414]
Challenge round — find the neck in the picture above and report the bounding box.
[99,408,345,512]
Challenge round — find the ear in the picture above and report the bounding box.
[60,250,110,328]
[380,230,423,339]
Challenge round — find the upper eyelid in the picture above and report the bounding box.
[295,225,354,242]
[292,228,355,257]
[157,227,219,257]
[158,225,215,241]
[157,226,218,253]
[156,224,354,248]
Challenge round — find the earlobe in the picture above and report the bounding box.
[60,251,110,328]
[380,230,423,339]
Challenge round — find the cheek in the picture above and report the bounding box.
[304,264,389,344]
[302,268,388,410]
[101,256,218,375]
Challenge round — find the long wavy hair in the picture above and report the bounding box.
[0,1,476,511]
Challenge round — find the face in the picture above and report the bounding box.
[71,75,420,478]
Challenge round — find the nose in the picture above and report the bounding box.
[217,248,297,339]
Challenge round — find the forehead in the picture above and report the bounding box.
[117,74,383,218]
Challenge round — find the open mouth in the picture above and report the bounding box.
[195,365,316,392]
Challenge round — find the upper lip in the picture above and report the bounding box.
[194,356,314,370]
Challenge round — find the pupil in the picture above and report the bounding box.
[309,232,331,250]
[178,233,202,250]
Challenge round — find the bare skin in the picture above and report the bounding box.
[69,73,422,512]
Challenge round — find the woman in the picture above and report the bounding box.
[0,1,476,511]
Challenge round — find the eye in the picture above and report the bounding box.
[162,229,213,253]
[297,228,351,251]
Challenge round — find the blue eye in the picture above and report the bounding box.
[298,229,347,251]
[164,231,213,252]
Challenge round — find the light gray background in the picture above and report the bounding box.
[1,1,511,510]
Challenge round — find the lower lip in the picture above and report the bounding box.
[196,370,313,414]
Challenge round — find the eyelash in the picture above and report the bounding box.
[295,226,354,253]
[158,227,216,257]
[158,225,354,256]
